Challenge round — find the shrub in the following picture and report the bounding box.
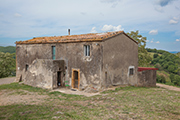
[156,74,161,83]
[153,53,159,58]
[156,74,166,83]
[160,75,166,83]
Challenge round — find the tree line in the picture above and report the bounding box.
[147,48,180,86]
[0,46,16,78]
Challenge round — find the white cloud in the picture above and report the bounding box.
[101,24,123,31]
[169,19,178,24]
[173,17,179,20]
[176,39,180,42]
[154,7,164,12]
[149,30,158,35]
[156,0,174,7]
[150,38,154,43]
[100,0,120,8]
[80,12,86,15]
[156,41,160,43]
[14,13,22,17]
[90,27,97,33]
[100,0,120,3]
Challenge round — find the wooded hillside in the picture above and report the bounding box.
[0,46,16,54]
[146,48,180,86]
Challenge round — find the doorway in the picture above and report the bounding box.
[57,71,62,87]
[72,69,80,89]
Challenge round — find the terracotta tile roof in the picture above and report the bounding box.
[16,31,137,44]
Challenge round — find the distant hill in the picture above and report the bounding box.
[146,48,180,86]
[0,46,16,54]
[176,52,180,58]
[169,51,180,54]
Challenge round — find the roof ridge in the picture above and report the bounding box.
[16,31,125,44]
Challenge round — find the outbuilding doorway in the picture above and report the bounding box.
[57,71,63,87]
[72,69,80,89]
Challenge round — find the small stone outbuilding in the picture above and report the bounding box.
[16,31,141,91]
[137,67,158,87]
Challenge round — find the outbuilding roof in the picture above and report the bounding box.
[138,67,158,72]
[16,31,138,44]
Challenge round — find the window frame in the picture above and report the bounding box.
[84,45,90,57]
[52,46,56,60]
[128,66,135,76]
[129,68,134,75]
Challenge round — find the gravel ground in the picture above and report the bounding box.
[0,77,15,85]
[156,83,180,92]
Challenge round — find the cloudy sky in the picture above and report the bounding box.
[0,0,180,51]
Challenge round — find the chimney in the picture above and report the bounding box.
[68,29,70,35]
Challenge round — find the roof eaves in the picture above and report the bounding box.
[123,32,138,44]
[102,31,124,41]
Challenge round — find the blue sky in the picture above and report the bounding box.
[0,0,180,51]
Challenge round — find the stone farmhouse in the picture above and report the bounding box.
[15,30,156,92]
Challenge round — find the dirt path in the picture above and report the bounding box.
[156,83,180,92]
[0,77,15,85]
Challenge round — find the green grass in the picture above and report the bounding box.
[0,83,49,94]
[0,83,180,119]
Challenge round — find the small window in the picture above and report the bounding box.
[52,46,56,60]
[129,68,134,75]
[84,45,90,56]
[26,64,29,71]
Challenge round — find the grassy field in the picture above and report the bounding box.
[0,83,180,120]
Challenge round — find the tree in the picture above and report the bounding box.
[156,74,166,83]
[155,63,162,71]
[127,31,151,66]
[0,46,16,54]
[153,53,159,58]
[160,75,166,83]
[174,75,180,86]
[162,62,169,69]
[0,52,16,78]
[168,65,175,73]
[170,74,175,83]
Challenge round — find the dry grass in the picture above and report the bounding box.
[0,83,180,119]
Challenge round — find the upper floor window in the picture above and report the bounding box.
[84,45,90,56]
[52,46,56,60]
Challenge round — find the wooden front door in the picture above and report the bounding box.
[72,69,80,89]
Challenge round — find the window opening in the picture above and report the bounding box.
[84,45,90,56]
[26,64,29,71]
[52,46,56,60]
[129,68,134,75]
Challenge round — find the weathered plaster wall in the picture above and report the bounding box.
[16,42,103,90]
[55,42,103,90]
[138,70,156,87]
[16,33,138,91]
[23,59,53,89]
[102,34,138,87]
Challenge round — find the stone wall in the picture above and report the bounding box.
[22,59,54,89]
[102,33,138,87]
[16,33,139,91]
[137,70,156,87]
[16,42,103,91]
